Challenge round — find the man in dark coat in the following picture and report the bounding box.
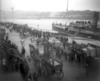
[21,46,26,57]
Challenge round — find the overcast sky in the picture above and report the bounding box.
[1,0,100,12]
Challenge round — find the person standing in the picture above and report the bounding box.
[33,72,38,81]
[21,46,26,57]
[20,39,26,57]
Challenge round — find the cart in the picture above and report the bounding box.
[38,57,64,80]
[29,43,64,81]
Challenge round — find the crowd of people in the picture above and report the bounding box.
[0,22,96,81]
[0,22,56,81]
[0,23,31,81]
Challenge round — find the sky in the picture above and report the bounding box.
[1,0,100,12]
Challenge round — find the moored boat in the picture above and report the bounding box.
[52,12,100,40]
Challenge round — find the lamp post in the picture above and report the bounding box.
[65,0,69,25]
[11,7,14,23]
[37,24,39,30]
[66,0,69,12]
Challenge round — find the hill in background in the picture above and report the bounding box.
[1,10,100,20]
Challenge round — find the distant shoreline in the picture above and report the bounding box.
[1,18,93,20]
[1,10,100,20]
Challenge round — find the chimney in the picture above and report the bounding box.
[92,11,99,32]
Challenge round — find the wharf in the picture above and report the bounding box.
[0,26,100,81]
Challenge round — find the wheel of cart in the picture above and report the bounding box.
[40,58,64,80]
[54,65,64,80]
[27,72,33,81]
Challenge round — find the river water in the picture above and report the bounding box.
[1,19,100,46]
[1,19,90,31]
[1,19,100,31]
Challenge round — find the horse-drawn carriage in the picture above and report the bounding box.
[29,44,64,81]
[39,58,64,80]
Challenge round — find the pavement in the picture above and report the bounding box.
[0,28,100,81]
[0,66,24,81]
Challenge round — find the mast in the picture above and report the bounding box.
[0,0,2,22]
[66,0,69,12]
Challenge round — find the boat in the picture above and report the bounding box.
[52,23,67,32]
[52,0,100,40]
